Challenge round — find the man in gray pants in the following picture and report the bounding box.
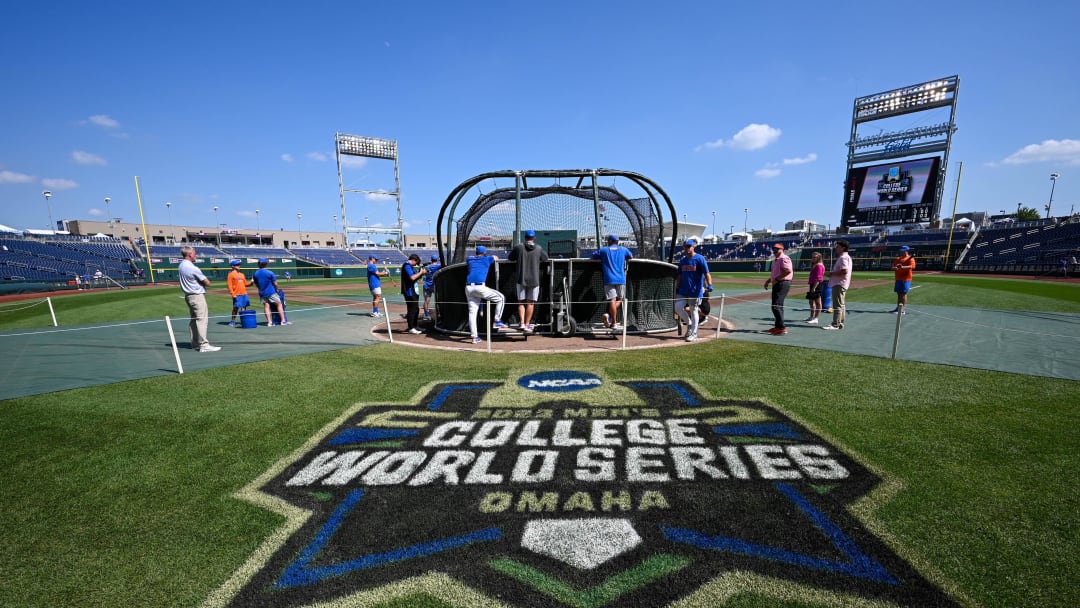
[509,229,549,333]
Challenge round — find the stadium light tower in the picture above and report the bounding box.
[42,190,53,230]
[297,212,303,244]
[336,132,402,249]
[1046,172,1060,218]
[743,208,748,234]
[165,202,173,241]
[711,210,716,242]
[333,214,338,233]
[104,197,111,228]
[255,209,260,233]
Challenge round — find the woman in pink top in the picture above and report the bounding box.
[805,252,825,324]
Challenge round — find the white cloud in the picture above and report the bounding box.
[72,150,107,166]
[700,123,783,152]
[0,170,35,184]
[340,156,368,168]
[782,153,817,166]
[87,114,120,128]
[1002,139,1080,166]
[89,208,105,217]
[281,153,294,163]
[306,151,328,162]
[755,167,782,179]
[41,178,78,190]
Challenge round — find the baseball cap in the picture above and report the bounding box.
[258,258,268,264]
[607,234,619,242]
[368,255,377,261]
[772,243,784,251]
[524,229,536,238]
[683,239,696,247]
[476,245,487,254]
[899,245,910,251]
[431,254,439,261]
[229,259,241,266]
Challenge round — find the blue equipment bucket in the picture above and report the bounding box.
[240,309,258,329]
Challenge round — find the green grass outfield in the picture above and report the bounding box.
[1,274,1078,607]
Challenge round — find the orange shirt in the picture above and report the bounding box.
[227,269,249,297]
[893,254,915,281]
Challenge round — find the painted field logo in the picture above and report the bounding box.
[210,374,960,608]
[519,370,602,392]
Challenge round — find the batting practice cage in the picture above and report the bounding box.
[433,169,682,337]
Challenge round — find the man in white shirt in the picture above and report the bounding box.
[178,246,220,352]
[823,240,852,331]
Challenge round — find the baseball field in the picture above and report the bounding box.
[1,273,1077,607]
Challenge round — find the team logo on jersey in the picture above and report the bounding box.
[208,372,959,607]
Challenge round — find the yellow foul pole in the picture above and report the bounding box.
[134,176,156,283]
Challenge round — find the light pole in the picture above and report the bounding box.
[104,197,111,230]
[165,202,173,242]
[711,210,716,242]
[333,214,338,233]
[427,218,432,246]
[730,224,734,238]
[297,213,303,245]
[743,208,749,234]
[213,206,220,247]
[42,190,53,230]
[1046,172,1060,218]
[255,209,261,233]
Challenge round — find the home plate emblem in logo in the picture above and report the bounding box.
[208,371,962,608]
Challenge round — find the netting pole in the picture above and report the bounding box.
[890,303,904,359]
[485,300,492,353]
[385,297,394,343]
[715,294,725,338]
[47,297,58,327]
[620,296,629,350]
[164,316,184,374]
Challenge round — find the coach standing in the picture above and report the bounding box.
[179,245,220,352]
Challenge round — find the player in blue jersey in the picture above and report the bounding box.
[591,234,633,329]
[465,245,507,343]
[675,239,713,342]
[422,254,442,321]
[366,255,389,317]
[400,254,426,334]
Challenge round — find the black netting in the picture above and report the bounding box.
[451,186,663,263]
[433,259,676,336]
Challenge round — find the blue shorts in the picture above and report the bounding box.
[894,280,911,294]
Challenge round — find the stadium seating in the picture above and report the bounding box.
[291,248,365,265]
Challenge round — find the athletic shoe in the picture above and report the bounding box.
[822,325,840,331]
[523,324,535,333]
[471,336,482,344]
[228,321,237,327]
[493,321,508,329]
[802,317,814,322]
[283,321,292,325]
[806,318,819,324]
[889,308,900,314]
[685,332,698,342]
[369,311,381,318]
[768,327,788,335]
[602,313,611,328]
[611,323,623,331]
[199,344,222,352]
[407,328,423,334]
[423,313,431,320]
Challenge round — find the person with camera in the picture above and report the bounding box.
[422,254,442,321]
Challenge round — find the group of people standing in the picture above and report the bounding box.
[764,239,916,334]
[765,239,853,334]
[177,248,289,353]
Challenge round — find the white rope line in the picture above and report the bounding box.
[0,318,164,338]
[902,307,1080,340]
[0,299,48,313]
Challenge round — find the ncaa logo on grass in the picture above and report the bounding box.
[209,372,961,608]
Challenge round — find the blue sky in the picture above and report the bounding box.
[2,1,1077,237]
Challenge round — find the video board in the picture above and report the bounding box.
[841,156,940,227]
